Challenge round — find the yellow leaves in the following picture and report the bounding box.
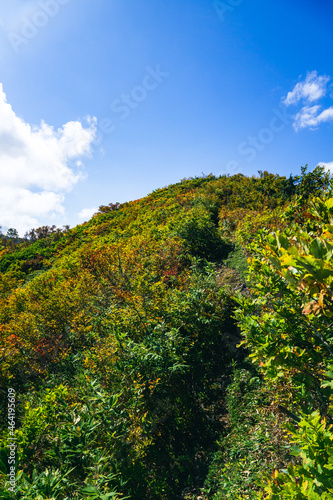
[302,300,321,316]
[301,288,333,317]
[318,289,326,309]
[262,205,333,318]
[148,377,161,395]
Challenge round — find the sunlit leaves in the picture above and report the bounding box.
[236,192,333,499]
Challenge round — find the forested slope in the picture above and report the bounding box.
[0,167,332,499]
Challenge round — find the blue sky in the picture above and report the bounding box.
[0,0,332,233]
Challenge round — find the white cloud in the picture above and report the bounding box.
[283,71,330,106]
[78,207,97,220]
[293,104,321,130]
[317,161,333,172]
[282,71,333,131]
[317,107,333,122]
[293,105,333,131]
[0,83,96,234]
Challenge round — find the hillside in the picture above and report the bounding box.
[1,167,333,499]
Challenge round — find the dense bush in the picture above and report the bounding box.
[1,168,332,499]
[234,194,333,499]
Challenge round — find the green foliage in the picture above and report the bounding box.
[176,206,230,260]
[234,189,333,498]
[223,243,248,280]
[294,164,332,201]
[202,367,292,500]
[252,407,333,499]
[0,377,126,499]
[0,168,328,499]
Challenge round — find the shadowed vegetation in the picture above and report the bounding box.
[1,166,332,499]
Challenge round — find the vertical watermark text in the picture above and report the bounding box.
[7,388,16,494]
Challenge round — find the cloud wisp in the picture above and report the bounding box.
[293,105,333,130]
[283,71,330,106]
[283,71,333,131]
[318,161,333,173]
[78,207,98,221]
[0,83,96,234]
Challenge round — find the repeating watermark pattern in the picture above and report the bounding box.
[94,65,170,146]
[7,388,16,494]
[4,0,71,53]
[213,0,244,22]
[217,104,292,176]
[237,106,291,162]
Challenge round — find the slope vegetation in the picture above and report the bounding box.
[0,167,332,499]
